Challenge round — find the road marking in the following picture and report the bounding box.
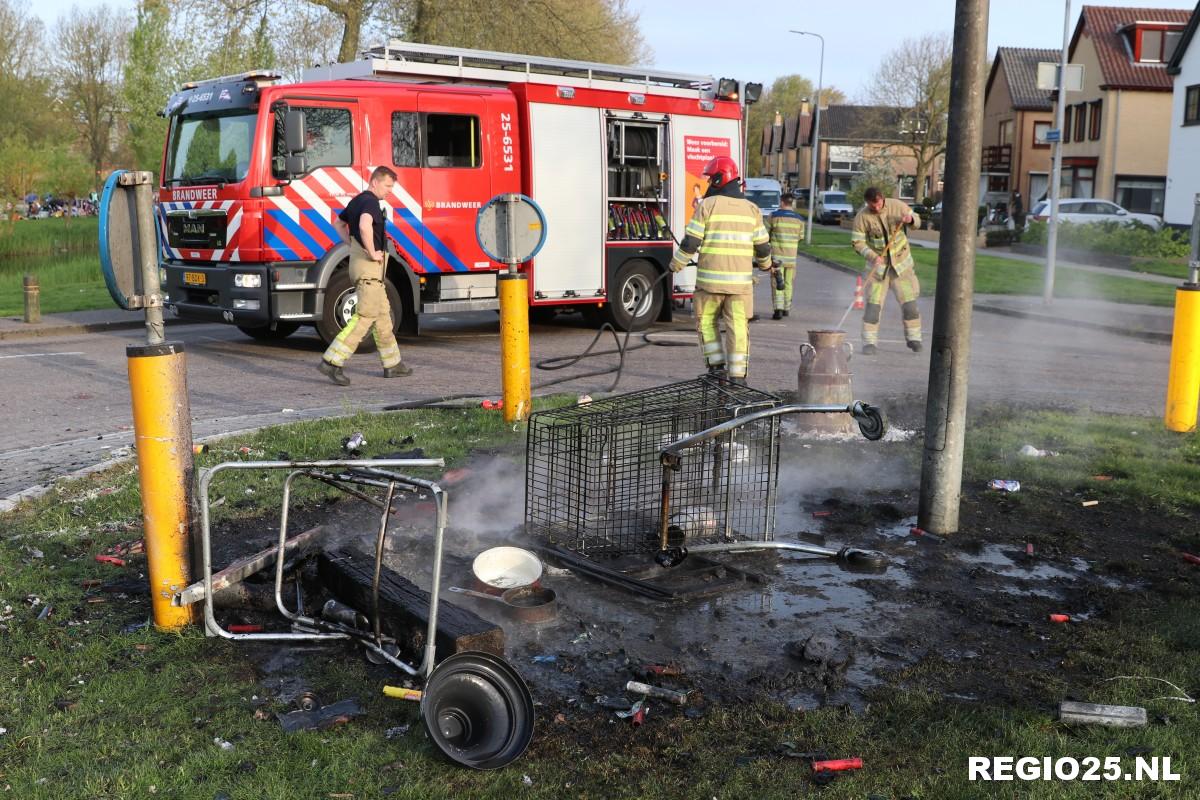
[0,351,85,360]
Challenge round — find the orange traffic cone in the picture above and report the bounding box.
[852,276,865,310]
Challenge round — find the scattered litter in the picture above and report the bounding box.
[382,686,422,702]
[576,395,593,405]
[988,480,1020,493]
[812,510,832,518]
[625,681,688,705]
[192,443,209,455]
[615,699,648,725]
[1092,475,1114,481]
[228,624,263,634]
[1049,614,1070,623]
[343,432,366,453]
[440,467,472,485]
[641,663,684,678]
[29,548,43,559]
[481,399,503,410]
[121,621,148,634]
[1081,500,1099,507]
[1180,552,1200,567]
[813,757,862,772]
[1025,543,1034,556]
[94,555,126,567]
[238,446,252,455]
[384,724,411,739]
[0,727,6,735]
[1102,676,1195,704]
[213,737,235,751]
[522,775,533,786]
[1059,701,1147,728]
[570,632,591,645]
[910,526,945,542]
[1019,444,1058,457]
[594,695,632,710]
[532,655,557,664]
[36,605,52,621]
[277,698,364,733]
[282,408,296,414]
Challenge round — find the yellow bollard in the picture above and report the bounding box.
[23,273,40,324]
[498,272,531,423]
[1165,285,1200,432]
[127,341,196,629]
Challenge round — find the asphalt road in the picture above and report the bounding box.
[0,259,1173,501]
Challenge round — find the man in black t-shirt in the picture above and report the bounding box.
[319,166,412,384]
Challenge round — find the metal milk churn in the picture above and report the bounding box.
[796,329,856,434]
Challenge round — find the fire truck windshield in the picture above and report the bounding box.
[164,111,256,186]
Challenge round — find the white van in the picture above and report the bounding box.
[744,178,782,215]
[815,191,855,224]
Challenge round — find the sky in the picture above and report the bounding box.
[31,0,1199,98]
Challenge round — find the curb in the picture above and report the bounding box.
[800,252,1171,344]
[0,317,181,342]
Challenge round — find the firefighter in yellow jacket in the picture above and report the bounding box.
[766,192,806,320]
[671,156,772,383]
[850,186,922,354]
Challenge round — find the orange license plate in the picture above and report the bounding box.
[183,272,206,286]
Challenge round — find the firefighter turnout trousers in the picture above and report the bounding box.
[322,240,402,369]
[862,266,922,347]
[694,290,753,378]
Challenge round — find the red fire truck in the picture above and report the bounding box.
[157,41,745,342]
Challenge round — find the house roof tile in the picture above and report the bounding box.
[991,47,1060,110]
[1073,5,1192,91]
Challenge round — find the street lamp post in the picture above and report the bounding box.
[1045,0,1072,304]
[791,29,824,245]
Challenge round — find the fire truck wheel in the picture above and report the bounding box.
[317,266,403,352]
[237,323,300,341]
[605,260,663,332]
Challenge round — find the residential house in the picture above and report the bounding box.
[1059,5,1191,216]
[1165,1,1200,227]
[760,104,944,202]
[981,47,1059,208]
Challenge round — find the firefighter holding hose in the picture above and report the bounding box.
[849,186,922,354]
[670,156,773,383]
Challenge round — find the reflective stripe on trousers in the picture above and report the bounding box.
[861,267,921,345]
[694,290,752,378]
[322,241,401,368]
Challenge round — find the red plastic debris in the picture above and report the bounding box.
[228,624,264,633]
[94,555,126,567]
[1048,613,1070,623]
[1181,552,1200,566]
[813,758,862,772]
[1026,543,1034,556]
[480,399,504,410]
[631,705,647,726]
[812,510,832,518]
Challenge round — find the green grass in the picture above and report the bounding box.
[0,253,111,316]
[0,216,99,258]
[1131,258,1192,281]
[798,230,1178,307]
[2,407,1199,798]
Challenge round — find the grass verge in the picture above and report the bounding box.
[798,230,1177,307]
[0,253,110,317]
[0,217,99,259]
[1,406,1198,798]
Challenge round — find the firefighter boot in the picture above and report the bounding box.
[772,310,783,321]
[907,341,923,353]
[861,344,878,356]
[383,362,413,378]
[319,360,350,386]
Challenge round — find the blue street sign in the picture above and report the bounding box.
[1045,129,1061,143]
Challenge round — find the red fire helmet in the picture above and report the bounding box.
[702,156,739,189]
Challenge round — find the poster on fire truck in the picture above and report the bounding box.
[683,135,732,221]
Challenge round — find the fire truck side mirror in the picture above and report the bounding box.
[284,109,307,154]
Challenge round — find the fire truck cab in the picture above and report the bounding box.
[157,42,745,342]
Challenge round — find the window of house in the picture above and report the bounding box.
[828,145,863,172]
[1073,166,1095,198]
[1186,85,1200,126]
[1088,101,1102,141]
[424,114,481,168]
[898,175,916,199]
[998,119,1014,146]
[1165,31,1183,62]
[1064,106,1073,143]
[272,105,352,177]
[1033,122,1051,147]
[1141,29,1164,62]
[391,112,419,167]
[1073,103,1087,142]
[987,174,1010,193]
[1115,177,1166,215]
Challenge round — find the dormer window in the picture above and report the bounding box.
[1125,24,1184,63]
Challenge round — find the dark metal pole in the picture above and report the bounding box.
[918,0,989,534]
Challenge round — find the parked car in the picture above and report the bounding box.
[815,191,855,224]
[928,202,943,230]
[744,177,782,215]
[1028,198,1162,231]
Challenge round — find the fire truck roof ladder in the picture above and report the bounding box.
[303,40,716,100]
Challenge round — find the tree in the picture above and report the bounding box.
[0,0,58,143]
[123,0,172,171]
[864,33,952,206]
[394,0,649,65]
[41,146,93,224]
[847,157,899,210]
[307,0,376,62]
[746,74,845,176]
[55,5,131,184]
